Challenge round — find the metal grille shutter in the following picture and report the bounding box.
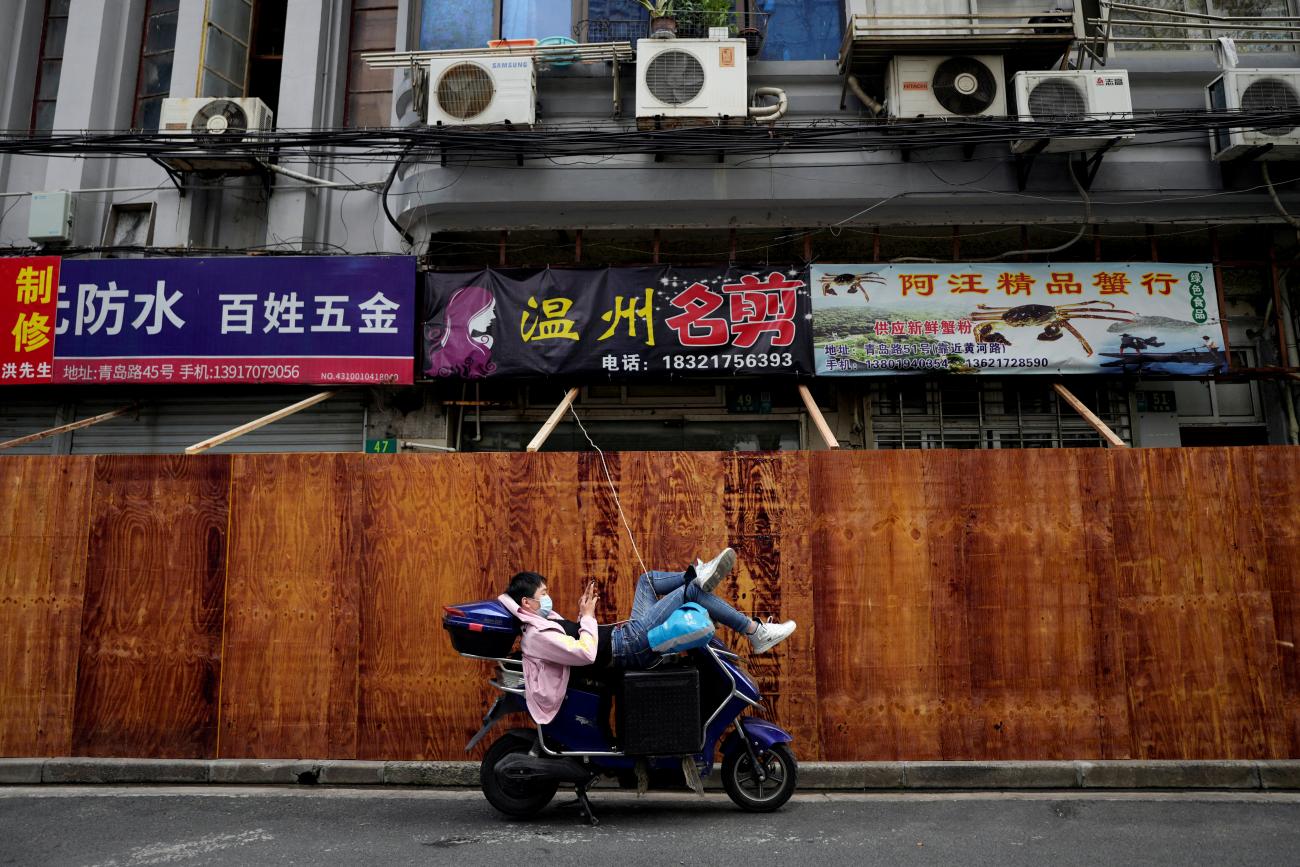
[68,391,365,454]
[0,398,62,454]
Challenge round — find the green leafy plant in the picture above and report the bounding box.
[636,0,676,16]
[677,0,735,30]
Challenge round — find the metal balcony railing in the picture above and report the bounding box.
[575,11,771,54]
[1088,1,1300,51]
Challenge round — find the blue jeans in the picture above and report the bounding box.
[610,570,751,668]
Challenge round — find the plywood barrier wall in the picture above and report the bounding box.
[0,448,1297,761]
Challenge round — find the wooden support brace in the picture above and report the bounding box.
[798,384,839,450]
[1053,383,1127,448]
[0,403,138,451]
[184,391,337,455]
[526,387,579,453]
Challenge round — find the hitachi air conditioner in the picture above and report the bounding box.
[1011,69,1134,154]
[158,97,274,171]
[886,55,1007,119]
[636,38,749,124]
[1207,68,1300,160]
[427,56,536,126]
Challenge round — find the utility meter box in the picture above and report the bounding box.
[28,191,75,243]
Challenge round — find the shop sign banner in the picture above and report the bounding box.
[1,256,60,384]
[420,267,814,378]
[52,256,416,385]
[811,263,1226,375]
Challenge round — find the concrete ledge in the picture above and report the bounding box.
[318,761,386,786]
[1256,761,1300,790]
[208,760,322,785]
[2,758,1296,790]
[382,761,478,786]
[1079,760,1260,790]
[0,759,45,784]
[903,761,1079,789]
[42,758,209,784]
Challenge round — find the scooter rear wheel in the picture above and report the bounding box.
[480,732,559,818]
[721,742,798,812]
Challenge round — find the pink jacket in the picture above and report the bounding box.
[497,593,598,724]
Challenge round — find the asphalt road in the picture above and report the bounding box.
[2,787,1299,867]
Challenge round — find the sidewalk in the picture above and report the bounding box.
[2,758,1298,790]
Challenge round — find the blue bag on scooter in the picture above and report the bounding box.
[647,602,715,652]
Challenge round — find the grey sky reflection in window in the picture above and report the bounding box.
[419,0,494,50]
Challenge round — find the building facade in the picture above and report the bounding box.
[1,0,1298,454]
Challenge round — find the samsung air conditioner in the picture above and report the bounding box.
[635,38,748,126]
[886,55,1007,119]
[1011,69,1134,154]
[1206,68,1300,160]
[427,56,536,126]
[158,97,275,171]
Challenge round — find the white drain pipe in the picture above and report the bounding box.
[748,87,788,123]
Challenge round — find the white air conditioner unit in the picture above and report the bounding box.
[636,38,749,124]
[426,56,536,126]
[886,55,1007,119]
[158,97,274,172]
[1011,69,1134,154]
[1207,68,1300,161]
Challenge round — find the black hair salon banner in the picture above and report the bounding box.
[420,267,814,379]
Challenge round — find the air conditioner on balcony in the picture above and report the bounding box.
[426,56,536,126]
[1011,69,1134,154]
[1206,68,1300,160]
[636,38,749,125]
[886,55,1007,119]
[158,97,274,171]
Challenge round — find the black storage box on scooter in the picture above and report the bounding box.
[617,668,700,754]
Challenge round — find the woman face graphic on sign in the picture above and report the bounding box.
[425,285,497,378]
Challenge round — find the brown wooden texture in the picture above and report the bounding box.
[0,457,93,756]
[1111,448,1285,759]
[4,447,1300,762]
[1253,447,1300,755]
[72,455,230,757]
[219,454,362,759]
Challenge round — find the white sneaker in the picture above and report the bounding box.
[692,547,735,594]
[748,618,796,654]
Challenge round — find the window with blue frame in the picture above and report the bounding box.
[754,0,842,61]
[420,0,580,49]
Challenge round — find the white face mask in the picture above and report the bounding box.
[534,593,553,614]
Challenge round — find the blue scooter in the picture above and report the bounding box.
[443,599,798,824]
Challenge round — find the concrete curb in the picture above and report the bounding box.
[1,759,1297,790]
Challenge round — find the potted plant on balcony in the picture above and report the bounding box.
[637,0,677,36]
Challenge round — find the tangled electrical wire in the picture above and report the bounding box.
[3,108,1300,162]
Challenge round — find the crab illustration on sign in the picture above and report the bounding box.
[819,271,884,301]
[970,299,1136,357]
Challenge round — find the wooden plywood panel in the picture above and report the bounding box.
[219,454,362,759]
[811,450,966,760]
[358,453,514,761]
[476,451,587,619]
[958,448,1112,760]
[0,457,93,756]
[582,451,732,641]
[1113,448,1284,759]
[72,456,229,758]
[724,452,820,759]
[1249,446,1300,756]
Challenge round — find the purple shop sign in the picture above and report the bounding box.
[52,256,416,385]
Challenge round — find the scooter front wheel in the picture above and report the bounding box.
[721,742,798,812]
[480,732,558,818]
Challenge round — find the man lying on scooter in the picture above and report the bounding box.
[496,547,795,725]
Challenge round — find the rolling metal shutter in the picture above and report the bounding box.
[0,398,62,454]
[67,391,365,454]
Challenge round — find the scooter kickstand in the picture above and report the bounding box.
[574,784,598,826]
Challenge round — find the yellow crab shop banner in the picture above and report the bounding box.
[810,263,1224,376]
